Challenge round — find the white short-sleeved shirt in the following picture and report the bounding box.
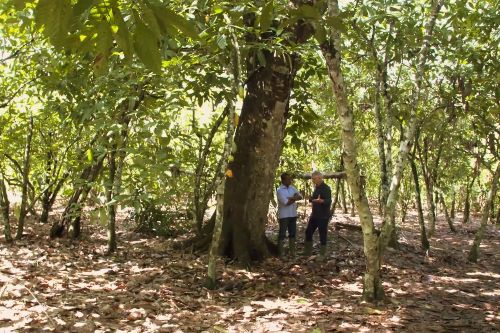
[276,185,300,219]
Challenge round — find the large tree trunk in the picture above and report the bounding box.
[217,5,313,265]
[16,115,33,240]
[0,174,12,242]
[468,163,499,262]
[219,55,296,263]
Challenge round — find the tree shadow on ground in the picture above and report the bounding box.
[0,212,498,332]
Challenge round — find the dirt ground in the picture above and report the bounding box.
[0,209,499,332]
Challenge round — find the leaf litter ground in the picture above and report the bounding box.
[0,210,498,332]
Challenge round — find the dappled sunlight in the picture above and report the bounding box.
[1,211,498,331]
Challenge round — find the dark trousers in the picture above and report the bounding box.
[278,217,297,240]
[305,217,329,245]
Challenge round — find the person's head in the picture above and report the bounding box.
[311,170,323,186]
[281,172,293,186]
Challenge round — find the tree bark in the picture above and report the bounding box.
[217,4,313,265]
[16,115,33,240]
[207,31,239,287]
[40,151,53,224]
[67,159,104,239]
[51,157,104,238]
[106,94,137,253]
[440,193,456,233]
[463,159,480,224]
[193,106,229,233]
[330,178,341,217]
[321,0,384,302]
[106,148,117,253]
[0,174,12,242]
[409,155,430,250]
[340,178,348,213]
[450,192,456,219]
[321,0,442,301]
[468,163,499,262]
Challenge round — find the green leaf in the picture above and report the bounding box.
[326,16,347,33]
[86,148,93,161]
[260,1,273,32]
[99,206,107,226]
[314,23,327,44]
[112,6,133,60]
[138,1,162,41]
[133,14,162,73]
[151,5,199,40]
[35,0,73,47]
[73,0,94,18]
[216,35,227,49]
[256,49,267,67]
[94,20,113,74]
[296,4,320,20]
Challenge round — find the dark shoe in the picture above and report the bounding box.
[317,244,327,262]
[303,241,313,256]
[289,238,296,258]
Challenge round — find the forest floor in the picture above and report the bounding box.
[0,209,499,332]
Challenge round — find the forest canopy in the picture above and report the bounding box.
[0,0,499,331]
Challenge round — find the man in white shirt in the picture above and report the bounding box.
[276,172,302,258]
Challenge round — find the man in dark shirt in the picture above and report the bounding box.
[304,171,332,261]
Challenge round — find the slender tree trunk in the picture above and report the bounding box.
[106,148,117,253]
[67,159,104,239]
[463,187,471,224]
[417,142,437,237]
[321,0,442,301]
[340,179,348,213]
[40,151,53,224]
[330,178,341,217]
[409,155,430,250]
[207,38,238,286]
[349,188,356,217]
[322,0,383,301]
[16,115,33,240]
[106,97,133,253]
[468,163,500,262]
[495,206,500,225]
[440,193,456,232]
[40,172,69,224]
[450,192,456,219]
[51,157,104,238]
[464,160,480,224]
[0,174,12,242]
[193,107,229,233]
[373,79,389,215]
[424,182,437,237]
